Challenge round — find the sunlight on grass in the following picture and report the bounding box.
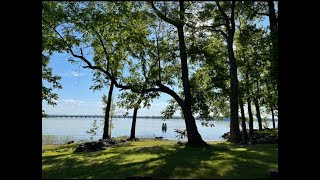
[248,150,271,156]
[42,140,278,179]
[230,147,248,151]
[119,154,159,165]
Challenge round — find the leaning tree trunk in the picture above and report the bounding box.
[239,99,248,140]
[102,81,114,139]
[253,97,263,130]
[129,107,138,140]
[176,1,206,146]
[177,25,206,146]
[271,106,276,129]
[247,97,254,137]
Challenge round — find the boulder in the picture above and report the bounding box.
[268,168,278,178]
[257,137,267,144]
[177,141,183,146]
[67,140,74,144]
[120,139,128,143]
[240,140,248,145]
[74,138,121,152]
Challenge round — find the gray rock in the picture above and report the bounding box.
[177,141,183,145]
[268,168,278,178]
[240,140,248,145]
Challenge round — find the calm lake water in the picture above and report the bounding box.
[42,117,278,143]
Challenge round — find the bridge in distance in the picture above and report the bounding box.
[45,115,182,119]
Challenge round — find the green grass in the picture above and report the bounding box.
[42,140,278,179]
[256,129,278,137]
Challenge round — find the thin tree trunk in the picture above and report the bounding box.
[109,116,112,137]
[268,1,278,90]
[271,106,275,129]
[129,107,138,140]
[227,36,241,143]
[239,99,248,140]
[253,97,263,130]
[247,97,254,137]
[216,1,241,143]
[102,81,114,139]
[129,97,143,140]
[176,1,206,146]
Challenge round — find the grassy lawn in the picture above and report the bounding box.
[42,140,278,179]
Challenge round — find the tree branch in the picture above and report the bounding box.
[230,1,236,30]
[216,1,231,31]
[149,1,180,27]
[257,12,270,16]
[141,50,148,82]
[155,21,161,82]
[94,29,110,72]
[207,23,225,29]
[216,1,229,21]
[43,17,185,105]
[201,26,227,38]
[157,82,185,108]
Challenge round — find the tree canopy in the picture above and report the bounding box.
[42,1,278,145]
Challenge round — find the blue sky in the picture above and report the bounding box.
[42,15,270,116]
[42,51,176,116]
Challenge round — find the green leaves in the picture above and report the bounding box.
[161,99,180,120]
[42,1,277,124]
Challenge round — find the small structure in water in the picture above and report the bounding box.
[161,123,167,133]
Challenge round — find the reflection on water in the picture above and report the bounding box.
[42,117,278,142]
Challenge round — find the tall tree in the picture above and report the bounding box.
[198,1,241,142]
[149,1,206,145]
[43,1,207,146]
[234,7,274,133]
[245,1,278,107]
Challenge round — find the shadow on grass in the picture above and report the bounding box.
[42,142,277,179]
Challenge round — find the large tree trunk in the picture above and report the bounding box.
[176,1,206,146]
[102,81,114,139]
[247,97,254,137]
[268,1,278,90]
[181,107,207,146]
[271,106,276,129]
[239,99,248,140]
[129,107,138,140]
[253,97,263,130]
[227,36,241,143]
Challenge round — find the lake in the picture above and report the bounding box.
[42,117,278,143]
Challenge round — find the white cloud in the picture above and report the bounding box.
[43,99,103,115]
[60,99,85,104]
[59,71,85,77]
[42,97,181,116]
